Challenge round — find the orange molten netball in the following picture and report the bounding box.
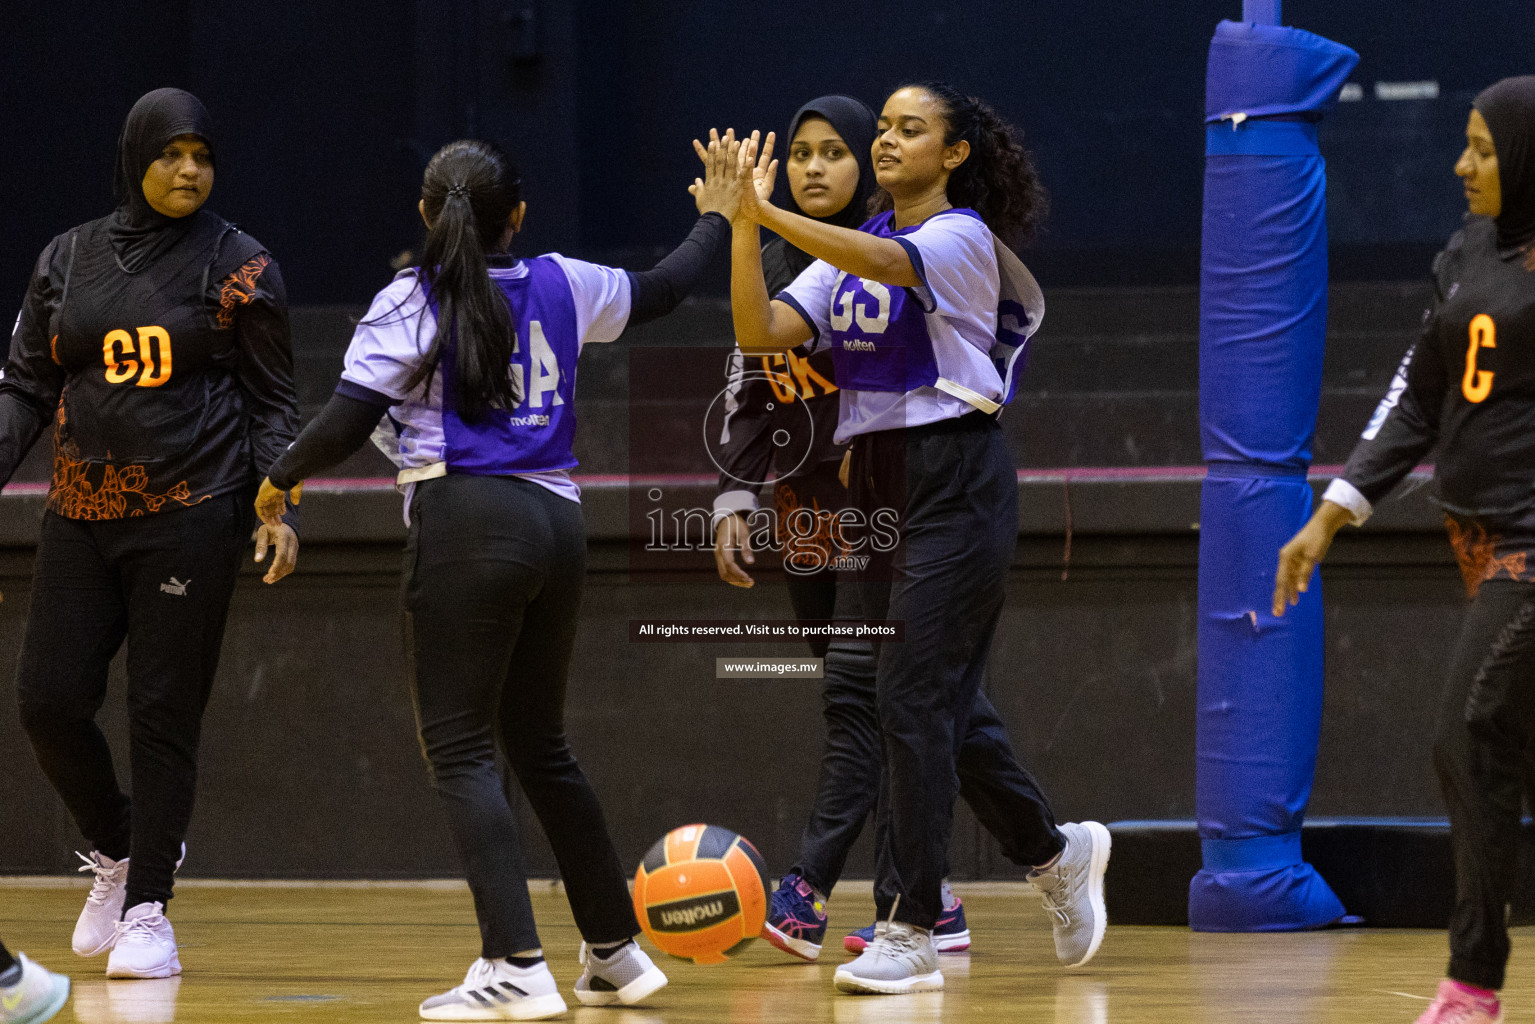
[633,823,770,964]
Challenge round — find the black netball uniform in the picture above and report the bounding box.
[1323,78,1535,994]
[1326,204,1535,990]
[0,91,296,918]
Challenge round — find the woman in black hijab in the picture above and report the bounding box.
[1274,76,1535,1024]
[0,88,299,980]
[712,95,877,591]
[763,97,880,283]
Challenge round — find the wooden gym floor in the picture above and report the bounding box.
[1,879,1528,1023]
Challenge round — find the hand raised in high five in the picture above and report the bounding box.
[733,131,778,225]
[690,128,745,220]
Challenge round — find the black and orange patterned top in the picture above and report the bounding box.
[0,208,298,519]
[713,234,847,520]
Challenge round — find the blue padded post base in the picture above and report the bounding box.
[1192,829,1342,931]
[1190,470,1345,931]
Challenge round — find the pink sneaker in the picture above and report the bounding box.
[1415,980,1502,1023]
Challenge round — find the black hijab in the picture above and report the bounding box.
[778,95,879,279]
[109,88,215,272]
[1474,76,1535,253]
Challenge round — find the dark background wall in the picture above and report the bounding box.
[1,2,1530,879]
[5,0,1535,311]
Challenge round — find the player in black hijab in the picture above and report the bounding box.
[0,87,299,980]
[1474,75,1535,253]
[714,96,878,591]
[1275,76,1535,1024]
[764,96,880,282]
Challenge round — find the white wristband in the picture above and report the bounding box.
[1321,478,1373,526]
[711,490,759,530]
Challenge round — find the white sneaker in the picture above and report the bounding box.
[574,941,667,1006]
[418,958,566,1020]
[833,920,944,995]
[0,953,71,1024]
[105,904,180,980]
[73,845,186,958]
[73,853,128,957]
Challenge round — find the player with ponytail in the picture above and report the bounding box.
[254,133,758,1020]
[401,140,524,421]
[719,83,1110,995]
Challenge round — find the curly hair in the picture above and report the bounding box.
[868,81,1048,249]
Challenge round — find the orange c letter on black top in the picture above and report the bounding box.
[1463,314,1496,403]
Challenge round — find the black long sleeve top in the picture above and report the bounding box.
[1326,211,1535,592]
[0,209,299,521]
[1331,216,1535,540]
[711,234,844,521]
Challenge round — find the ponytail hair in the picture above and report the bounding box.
[402,139,523,421]
[869,81,1047,249]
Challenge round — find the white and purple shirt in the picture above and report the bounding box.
[777,208,1043,443]
[340,254,630,516]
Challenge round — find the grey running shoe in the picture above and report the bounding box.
[833,920,943,995]
[573,941,667,1006]
[1029,821,1111,968]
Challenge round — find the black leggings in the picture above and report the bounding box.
[16,496,250,911]
[784,572,880,894]
[1434,578,1535,990]
[404,474,638,958]
[0,939,14,975]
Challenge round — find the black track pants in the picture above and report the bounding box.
[404,474,638,958]
[1435,578,1535,990]
[786,573,1027,901]
[848,413,1064,930]
[17,496,250,911]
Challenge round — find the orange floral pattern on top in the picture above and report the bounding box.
[1445,515,1534,598]
[46,402,208,520]
[216,253,271,329]
[775,481,849,575]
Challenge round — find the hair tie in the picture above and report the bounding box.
[446,183,471,198]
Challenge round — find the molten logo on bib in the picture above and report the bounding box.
[842,339,877,352]
[645,890,741,932]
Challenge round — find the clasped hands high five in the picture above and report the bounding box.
[688,128,780,224]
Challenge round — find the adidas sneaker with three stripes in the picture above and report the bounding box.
[418,958,566,1021]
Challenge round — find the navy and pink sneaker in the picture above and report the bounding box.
[844,896,971,954]
[761,874,828,961]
